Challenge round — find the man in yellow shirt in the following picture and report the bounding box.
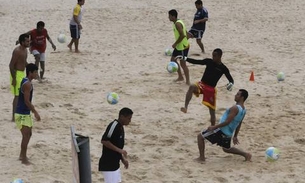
[68,0,85,53]
[168,9,191,85]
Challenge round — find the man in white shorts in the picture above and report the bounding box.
[21,21,56,80]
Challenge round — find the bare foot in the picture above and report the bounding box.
[194,157,206,163]
[175,78,184,82]
[21,159,32,165]
[180,107,187,113]
[186,81,190,85]
[244,153,252,162]
[67,44,72,51]
[19,156,29,161]
[75,50,80,53]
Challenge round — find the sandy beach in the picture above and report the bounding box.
[1,0,305,182]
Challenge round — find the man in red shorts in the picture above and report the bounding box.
[177,48,234,125]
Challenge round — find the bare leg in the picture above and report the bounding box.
[222,147,252,162]
[40,61,45,79]
[195,133,206,161]
[181,84,197,113]
[196,39,205,53]
[19,126,32,165]
[75,38,80,53]
[12,96,18,122]
[179,60,190,85]
[67,39,74,51]
[208,107,216,126]
[187,32,193,39]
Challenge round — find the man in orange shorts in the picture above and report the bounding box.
[177,48,234,125]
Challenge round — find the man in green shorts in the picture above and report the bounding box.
[9,34,30,122]
[15,63,41,165]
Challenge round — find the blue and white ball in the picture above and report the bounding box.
[57,33,66,43]
[11,179,24,183]
[167,62,178,73]
[107,92,119,104]
[277,72,285,81]
[265,147,280,162]
[165,48,173,56]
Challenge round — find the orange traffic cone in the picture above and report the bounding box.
[249,71,255,81]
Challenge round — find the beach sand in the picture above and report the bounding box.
[1,0,305,182]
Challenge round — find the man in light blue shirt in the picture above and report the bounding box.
[196,89,251,162]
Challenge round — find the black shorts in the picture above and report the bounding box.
[188,29,205,39]
[70,24,80,39]
[201,129,231,149]
[172,47,189,57]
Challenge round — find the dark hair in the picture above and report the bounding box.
[119,107,133,117]
[168,9,178,18]
[37,21,45,28]
[18,34,29,45]
[26,63,38,76]
[239,89,248,101]
[195,0,203,5]
[213,48,223,57]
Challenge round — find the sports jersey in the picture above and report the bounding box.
[220,105,246,137]
[99,120,124,171]
[191,7,208,31]
[186,58,234,87]
[30,29,48,53]
[173,19,189,51]
[16,78,33,115]
[70,4,83,25]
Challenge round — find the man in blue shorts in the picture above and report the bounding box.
[196,89,252,162]
[187,0,208,53]
[68,0,85,53]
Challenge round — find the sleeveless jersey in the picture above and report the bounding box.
[220,105,246,137]
[16,78,33,115]
[173,19,189,51]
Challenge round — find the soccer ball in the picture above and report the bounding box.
[165,48,173,56]
[11,179,24,183]
[107,92,119,104]
[277,72,285,81]
[167,62,178,73]
[57,33,66,43]
[265,147,280,162]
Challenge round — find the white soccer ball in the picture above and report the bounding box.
[167,62,178,73]
[11,179,24,183]
[265,147,280,162]
[57,34,66,43]
[165,48,173,56]
[277,72,285,81]
[107,92,119,105]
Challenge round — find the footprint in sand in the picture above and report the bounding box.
[294,138,305,145]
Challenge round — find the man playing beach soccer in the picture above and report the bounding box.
[176,48,234,125]
[68,0,85,53]
[9,34,30,122]
[187,0,208,53]
[15,63,41,165]
[99,107,133,183]
[168,9,191,85]
[196,89,251,162]
[19,21,56,80]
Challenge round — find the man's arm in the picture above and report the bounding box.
[9,49,18,83]
[224,68,234,84]
[212,105,238,129]
[185,57,210,65]
[194,17,208,24]
[46,33,56,51]
[101,140,127,156]
[233,115,245,137]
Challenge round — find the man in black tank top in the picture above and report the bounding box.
[177,48,234,126]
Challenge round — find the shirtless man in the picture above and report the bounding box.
[9,34,30,121]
